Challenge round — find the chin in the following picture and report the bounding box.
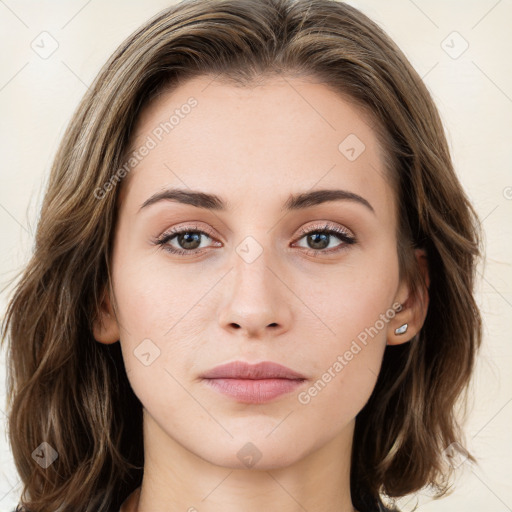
[193,435,310,471]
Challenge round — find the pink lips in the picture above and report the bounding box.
[201,361,307,404]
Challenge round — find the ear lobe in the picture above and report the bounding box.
[387,248,430,346]
[92,287,120,344]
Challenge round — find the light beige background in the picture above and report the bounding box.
[1,1,511,511]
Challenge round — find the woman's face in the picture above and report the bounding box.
[100,75,413,469]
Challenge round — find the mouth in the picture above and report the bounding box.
[200,360,307,404]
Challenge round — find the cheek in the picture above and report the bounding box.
[112,246,206,338]
[111,249,216,401]
[295,294,391,433]
[296,251,398,420]
[302,255,399,352]
[294,358,381,446]
[113,269,203,421]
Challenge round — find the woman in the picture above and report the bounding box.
[2,0,483,511]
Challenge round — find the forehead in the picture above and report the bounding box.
[118,75,395,222]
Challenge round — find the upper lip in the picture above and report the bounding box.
[201,361,306,380]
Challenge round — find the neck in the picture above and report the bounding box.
[133,410,357,512]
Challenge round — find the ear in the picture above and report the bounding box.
[92,286,120,345]
[387,248,430,346]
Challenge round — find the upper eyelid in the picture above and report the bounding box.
[159,222,214,236]
[295,221,354,237]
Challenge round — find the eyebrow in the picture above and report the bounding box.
[138,187,375,214]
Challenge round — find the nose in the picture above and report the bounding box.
[218,249,293,339]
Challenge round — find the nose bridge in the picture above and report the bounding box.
[217,230,292,336]
[232,233,277,308]
[233,235,272,294]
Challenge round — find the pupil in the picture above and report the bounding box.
[179,232,201,250]
[308,233,329,250]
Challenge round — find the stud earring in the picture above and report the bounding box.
[394,323,408,335]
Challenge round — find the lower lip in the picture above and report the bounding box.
[203,378,306,404]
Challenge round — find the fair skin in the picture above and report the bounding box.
[94,75,429,512]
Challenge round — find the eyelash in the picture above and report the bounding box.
[153,222,356,257]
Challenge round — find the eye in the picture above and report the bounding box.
[153,224,220,256]
[153,221,356,257]
[292,222,356,255]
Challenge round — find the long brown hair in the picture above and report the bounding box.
[1,0,483,510]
